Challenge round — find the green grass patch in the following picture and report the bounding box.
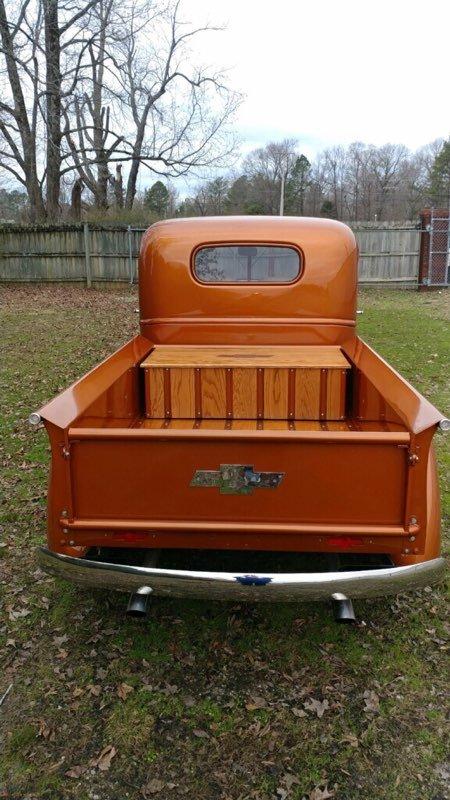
[0,285,448,800]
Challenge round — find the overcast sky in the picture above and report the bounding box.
[180,0,449,174]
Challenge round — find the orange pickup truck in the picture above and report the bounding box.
[33,217,447,620]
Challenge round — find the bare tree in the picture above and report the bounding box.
[62,0,125,209]
[369,143,408,220]
[117,0,240,208]
[1,0,239,218]
[62,0,240,210]
[0,0,100,219]
[183,176,229,216]
[0,0,46,219]
[243,138,298,214]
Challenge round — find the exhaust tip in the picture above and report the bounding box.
[331,592,356,624]
[126,586,153,618]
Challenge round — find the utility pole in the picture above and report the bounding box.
[279,172,286,216]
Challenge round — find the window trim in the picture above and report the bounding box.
[191,240,304,286]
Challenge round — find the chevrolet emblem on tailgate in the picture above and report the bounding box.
[190,464,285,495]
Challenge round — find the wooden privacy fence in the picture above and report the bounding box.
[0,221,421,285]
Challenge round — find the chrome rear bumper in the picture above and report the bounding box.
[37,547,446,602]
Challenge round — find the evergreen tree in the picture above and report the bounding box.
[285,155,311,215]
[429,140,450,206]
[320,200,337,218]
[144,181,170,217]
[0,188,28,220]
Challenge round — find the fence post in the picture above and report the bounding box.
[83,222,92,288]
[418,210,431,291]
[128,225,134,285]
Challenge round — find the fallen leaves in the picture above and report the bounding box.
[7,607,31,621]
[86,683,101,697]
[341,732,359,748]
[53,634,68,648]
[144,779,166,795]
[38,719,55,741]
[93,744,117,771]
[245,695,267,711]
[363,689,380,713]
[276,773,301,798]
[142,778,177,796]
[117,682,134,701]
[292,707,307,717]
[65,764,86,779]
[65,744,117,778]
[304,697,330,718]
[309,785,335,800]
[192,729,209,739]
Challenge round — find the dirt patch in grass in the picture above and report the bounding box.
[0,285,448,800]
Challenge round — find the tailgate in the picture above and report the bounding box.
[63,427,411,552]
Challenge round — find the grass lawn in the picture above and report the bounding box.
[0,285,448,800]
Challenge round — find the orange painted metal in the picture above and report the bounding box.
[36,216,445,568]
[138,217,357,345]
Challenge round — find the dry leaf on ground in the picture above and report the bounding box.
[65,765,86,779]
[363,690,380,713]
[304,697,330,718]
[90,744,117,771]
[117,682,134,700]
[309,785,335,800]
[143,778,166,795]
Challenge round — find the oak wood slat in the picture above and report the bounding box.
[141,345,350,369]
[142,345,350,420]
[233,367,258,418]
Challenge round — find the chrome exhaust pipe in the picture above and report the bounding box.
[331,592,356,624]
[126,585,153,617]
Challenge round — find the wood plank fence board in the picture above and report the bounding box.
[0,222,421,284]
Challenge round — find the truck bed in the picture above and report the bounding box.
[39,335,442,562]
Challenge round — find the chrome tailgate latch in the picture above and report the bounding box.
[190,464,285,495]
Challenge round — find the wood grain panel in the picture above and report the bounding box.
[327,369,346,420]
[263,420,290,430]
[294,368,321,419]
[232,368,258,418]
[168,419,194,429]
[264,369,289,419]
[201,368,227,418]
[294,420,323,431]
[170,368,195,417]
[141,345,351,369]
[145,368,165,417]
[140,418,166,428]
[198,419,227,429]
[144,361,347,420]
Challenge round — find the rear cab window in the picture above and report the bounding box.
[193,244,301,283]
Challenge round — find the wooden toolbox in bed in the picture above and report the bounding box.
[140,346,351,421]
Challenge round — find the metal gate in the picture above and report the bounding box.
[428,213,450,286]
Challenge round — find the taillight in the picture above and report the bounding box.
[327,536,364,548]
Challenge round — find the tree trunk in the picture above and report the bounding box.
[114,165,124,208]
[125,156,141,209]
[43,0,62,219]
[94,152,110,209]
[71,178,83,219]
